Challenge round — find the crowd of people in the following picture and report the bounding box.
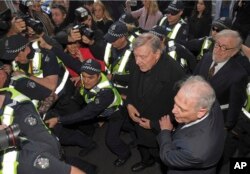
[0,0,250,174]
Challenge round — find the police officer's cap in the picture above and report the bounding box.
[104,22,128,43]
[212,17,232,31]
[2,34,29,61]
[119,13,139,27]
[165,0,184,15]
[80,59,101,75]
[149,26,167,41]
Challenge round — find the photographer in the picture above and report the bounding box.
[0,88,86,174]
[54,7,106,61]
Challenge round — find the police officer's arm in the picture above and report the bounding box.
[38,37,82,74]
[46,89,114,126]
[14,77,52,100]
[29,75,58,91]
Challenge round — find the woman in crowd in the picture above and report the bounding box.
[125,0,162,31]
[187,0,212,39]
[92,1,113,34]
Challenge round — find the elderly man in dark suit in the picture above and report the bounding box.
[126,33,185,172]
[194,29,249,166]
[157,76,225,174]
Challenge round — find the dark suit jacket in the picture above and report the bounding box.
[194,52,248,129]
[126,52,185,147]
[157,102,225,174]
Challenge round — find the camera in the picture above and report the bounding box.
[75,7,89,23]
[73,24,94,40]
[20,0,33,7]
[0,124,20,151]
[18,13,44,34]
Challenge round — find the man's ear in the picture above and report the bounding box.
[197,108,208,119]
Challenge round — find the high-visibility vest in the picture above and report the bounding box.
[167,19,186,40]
[8,75,40,108]
[158,16,167,26]
[104,43,132,75]
[167,40,187,68]
[0,88,30,174]
[197,37,213,61]
[242,82,250,119]
[80,73,122,117]
[12,41,69,95]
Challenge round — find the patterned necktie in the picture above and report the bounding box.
[208,62,218,79]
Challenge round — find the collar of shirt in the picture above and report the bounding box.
[181,113,209,129]
[212,59,229,75]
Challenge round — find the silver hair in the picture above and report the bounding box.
[178,76,216,111]
[215,29,242,50]
[132,33,164,53]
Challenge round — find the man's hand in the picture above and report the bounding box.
[127,104,141,123]
[139,117,151,129]
[159,115,174,131]
[81,35,94,45]
[45,117,59,128]
[13,17,26,33]
[69,29,81,42]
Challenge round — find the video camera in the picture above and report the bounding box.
[0,124,20,151]
[73,24,94,40]
[17,13,44,35]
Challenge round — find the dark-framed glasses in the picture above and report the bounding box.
[214,42,236,51]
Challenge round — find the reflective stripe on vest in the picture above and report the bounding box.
[244,82,250,112]
[2,151,18,174]
[104,43,112,73]
[168,40,177,59]
[197,37,212,60]
[168,23,182,40]
[117,50,132,73]
[159,16,167,26]
[167,41,187,68]
[81,73,122,116]
[55,68,69,95]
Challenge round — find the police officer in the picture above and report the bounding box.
[149,25,196,74]
[0,60,57,115]
[158,0,188,45]
[118,12,142,44]
[104,21,135,98]
[186,17,232,61]
[45,59,131,167]
[0,87,85,174]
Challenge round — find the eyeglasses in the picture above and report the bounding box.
[212,27,221,32]
[214,42,236,51]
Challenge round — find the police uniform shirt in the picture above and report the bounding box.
[166,42,197,73]
[2,91,61,156]
[18,49,60,77]
[159,18,189,45]
[185,37,214,57]
[58,88,115,125]
[11,77,52,101]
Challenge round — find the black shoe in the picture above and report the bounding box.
[113,153,131,167]
[79,142,97,157]
[131,161,155,172]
